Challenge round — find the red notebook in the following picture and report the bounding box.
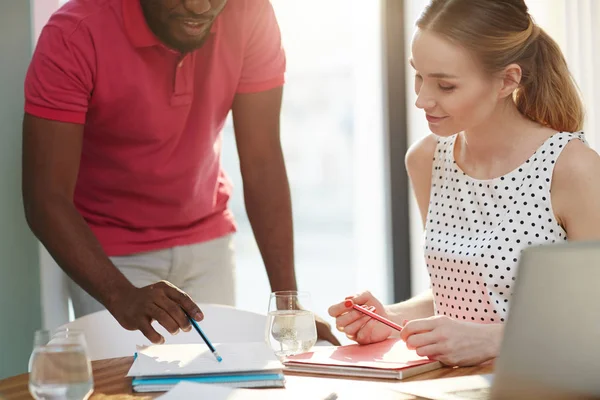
[283,338,441,380]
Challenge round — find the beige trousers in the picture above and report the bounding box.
[68,234,236,318]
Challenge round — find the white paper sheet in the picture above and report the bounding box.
[157,382,294,399]
[127,342,283,377]
[158,381,414,400]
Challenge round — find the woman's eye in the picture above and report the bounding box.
[439,85,455,92]
[415,74,423,80]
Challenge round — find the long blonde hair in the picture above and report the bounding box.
[416,0,584,132]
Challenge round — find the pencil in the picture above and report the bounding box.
[344,300,404,332]
[184,310,223,362]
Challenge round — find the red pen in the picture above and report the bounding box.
[344,300,404,332]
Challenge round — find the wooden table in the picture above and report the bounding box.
[0,357,493,399]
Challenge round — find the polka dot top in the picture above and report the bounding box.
[425,131,585,323]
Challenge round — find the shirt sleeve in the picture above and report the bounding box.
[236,1,286,94]
[24,25,95,124]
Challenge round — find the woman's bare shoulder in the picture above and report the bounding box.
[405,133,439,175]
[552,135,600,233]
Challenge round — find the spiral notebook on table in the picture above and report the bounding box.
[284,338,441,380]
[127,342,285,392]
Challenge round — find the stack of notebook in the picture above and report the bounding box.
[127,342,285,392]
[284,338,441,380]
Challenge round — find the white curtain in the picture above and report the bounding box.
[407,0,600,295]
[529,0,600,147]
[564,0,600,148]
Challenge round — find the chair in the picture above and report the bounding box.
[57,304,267,361]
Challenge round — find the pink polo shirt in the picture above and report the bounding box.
[25,0,286,256]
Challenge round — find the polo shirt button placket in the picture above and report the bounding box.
[171,54,193,106]
[178,54,187,68]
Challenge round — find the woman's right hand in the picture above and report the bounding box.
[328,291,394,345]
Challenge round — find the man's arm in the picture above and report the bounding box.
[22,114,202,343]
[22,115,133,305]
[231,87,297,292]
[232,87,340,345]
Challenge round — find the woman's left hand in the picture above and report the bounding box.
[399,315,503,366]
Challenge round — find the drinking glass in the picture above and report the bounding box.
[266,291,317,357]
[28,329,94,400]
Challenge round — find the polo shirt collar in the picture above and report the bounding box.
[123,0,219,49]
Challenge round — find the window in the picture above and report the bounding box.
[225,1,391,343]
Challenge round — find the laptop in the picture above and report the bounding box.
[394,241,600,400]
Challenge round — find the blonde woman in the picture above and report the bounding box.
[329,0,600,366]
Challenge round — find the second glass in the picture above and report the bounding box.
[28,329,94,400]
[266,291,317,357]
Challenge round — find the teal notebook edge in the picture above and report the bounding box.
[131,373,285,386]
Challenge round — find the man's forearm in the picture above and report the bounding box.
[243,161,297,292]
[25,196,135,309]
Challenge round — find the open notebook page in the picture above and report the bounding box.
[127,342,283,377]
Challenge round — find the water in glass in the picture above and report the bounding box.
[267,291,317,357]
[28,330,94,400]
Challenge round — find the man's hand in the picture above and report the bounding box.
[106,281,204,344]
[314,314,341,346]
[400,315,503,366]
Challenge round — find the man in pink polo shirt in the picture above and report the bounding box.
[23,0,338,345]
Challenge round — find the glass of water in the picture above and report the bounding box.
[266,291,317,358]
[28,328,94,400]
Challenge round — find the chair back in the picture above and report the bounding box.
[58,304,267,361]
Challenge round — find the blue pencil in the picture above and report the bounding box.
[184,311,222,362]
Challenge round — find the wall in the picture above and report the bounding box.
[0,0,43,379]
[32,0,71,333]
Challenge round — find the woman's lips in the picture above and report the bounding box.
[426,114,448,123]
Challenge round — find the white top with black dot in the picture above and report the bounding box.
[425,131,585,323]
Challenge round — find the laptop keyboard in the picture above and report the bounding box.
[448,387,491,399]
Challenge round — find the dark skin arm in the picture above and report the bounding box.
[22,114,203,343]
[232,87,295,293]
[232,87,340,345]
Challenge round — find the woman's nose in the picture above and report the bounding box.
[415,85,436,110]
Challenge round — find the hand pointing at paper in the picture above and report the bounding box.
[107,280,203,345]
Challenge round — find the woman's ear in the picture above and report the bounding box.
[497,63,522,99]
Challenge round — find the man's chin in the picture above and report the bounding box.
[165,33,211,53]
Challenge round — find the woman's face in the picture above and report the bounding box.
[411,29,502,136]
